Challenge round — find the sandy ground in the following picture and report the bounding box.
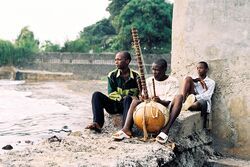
[0,80,174,167]
[0,130,174,167]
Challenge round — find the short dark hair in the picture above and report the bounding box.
[120,51,131,62]
[198,61,209,69]
[154,59,168,69]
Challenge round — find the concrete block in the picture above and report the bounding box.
[0,66,16,80]
[205,158,250,167]
[169,111,203,140]
[111,114,123,128]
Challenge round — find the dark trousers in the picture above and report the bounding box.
[198,99,208,128]
[91,91,133,127]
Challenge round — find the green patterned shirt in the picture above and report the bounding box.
[108,68,140,101]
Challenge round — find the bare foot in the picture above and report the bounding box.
[122,129,132,137]
[85,122,101,133]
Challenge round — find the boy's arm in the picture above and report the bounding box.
[195,81,215,101]
[108,77,122,101]
[152,96,171,107]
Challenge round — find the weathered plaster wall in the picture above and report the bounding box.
[171,0,250,159]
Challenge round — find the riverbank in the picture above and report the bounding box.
[0,80,106,154]
[1,80,248,166]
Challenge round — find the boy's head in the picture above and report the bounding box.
[151,59,168,81]
[115,51,131,69]
[197,61,209,76]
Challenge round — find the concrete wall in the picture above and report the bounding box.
[19,52,170,80]
[171,0,250,159]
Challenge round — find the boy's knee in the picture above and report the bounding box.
[132,98,140,104]
[92,91,104,100]
[185,76,193,82]
[175,94,183,101]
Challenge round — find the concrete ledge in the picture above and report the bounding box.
[0,66,74,81]
[15,70,74,81]
[0,66,16,80]
[206,158,250,167]
[169,111,203,140]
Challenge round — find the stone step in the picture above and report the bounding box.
[0,66,74,81]
[169,111,204,140]
[0,66,16,80]
[15,69,73,81]
[205,158,250,167]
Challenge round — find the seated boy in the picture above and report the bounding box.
[112,59,183,144]
[182,61,215,128]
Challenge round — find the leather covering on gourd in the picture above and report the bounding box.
[133,101,169,133]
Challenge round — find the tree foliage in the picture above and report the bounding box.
[14,26,40,65]
[61,39,89,53]
[110,0,173,53]
[107,0,130,19]
[0,40,15,65]
[1,0,173,66]
[0,27,40,66]
[79,18,116,52]
[60,19,116,53]
[16,26,39,53]
[80,18,116,38]
[41,40,61,52]
[71,0,173,54]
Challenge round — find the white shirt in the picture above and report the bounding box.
[146,76,179,102]
[192,75,215,113]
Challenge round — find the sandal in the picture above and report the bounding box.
[85,122,101,133]
[112,130,131,140]
[182,94,196,111]
[156,132,169,144]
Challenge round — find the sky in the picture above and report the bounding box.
[0,0,110,45]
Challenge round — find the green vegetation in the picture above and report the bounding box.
[0,0,173,66]
[72,0,173,53]
[0,39,15,65]
[110,0,172,53]
[0,26,39,66]
[41,40,61,52]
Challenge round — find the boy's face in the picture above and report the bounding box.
[197,63,208,76]
[115,53,129,69]
[151,63,166,81]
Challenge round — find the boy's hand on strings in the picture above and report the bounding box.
[152,96,161,103]
[139,94,146,101]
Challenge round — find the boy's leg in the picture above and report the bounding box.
[198,100,208,128]
[188,102,201,110]
[182,76,196,101]
[189,100,208,128]
[122,99,141,136]
[91,91,117,128]
[161,95,183,135]
[122,96,133,126]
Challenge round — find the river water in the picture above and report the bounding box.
[0,80,106,154]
